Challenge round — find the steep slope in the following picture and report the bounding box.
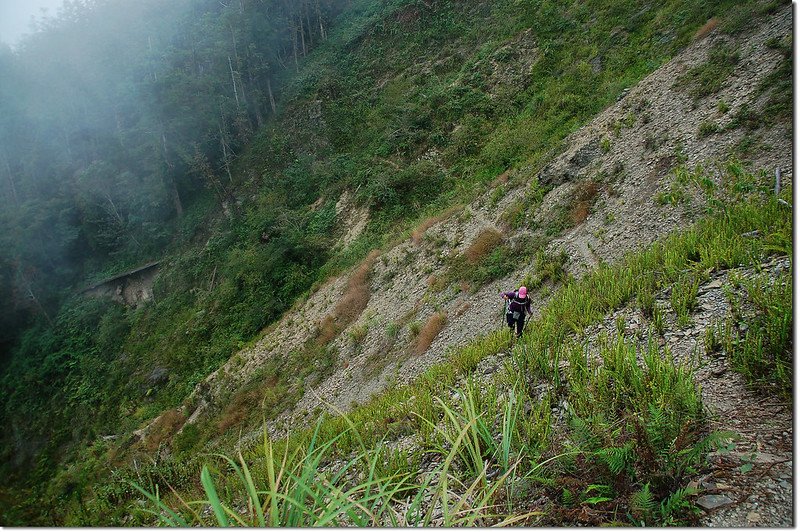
[153,4,790,443]
[4,0,790,526]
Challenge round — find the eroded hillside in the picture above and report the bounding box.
[3,0,791,526]
[119,5,793,526]
[159,4,791,434]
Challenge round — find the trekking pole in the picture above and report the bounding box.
[521,313,531,335]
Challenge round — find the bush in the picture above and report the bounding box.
[698,120,720,138]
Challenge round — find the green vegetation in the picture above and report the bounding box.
[676,43,740,102]
[0,0,790,525]
[727,33,792,133]
[127,164,791,526]
[715,270,792,398]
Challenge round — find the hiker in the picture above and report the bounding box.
[500,286,532,338]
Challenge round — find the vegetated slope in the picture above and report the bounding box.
[153,1,791,439]
[114,4,791,527]
[1,0,791,526]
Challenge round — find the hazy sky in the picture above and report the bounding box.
[0,0,65,46]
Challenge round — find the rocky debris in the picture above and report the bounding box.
[147,367,169,387]
[538,137,603,187]
[149,10,794,527]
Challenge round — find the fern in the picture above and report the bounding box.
[676,431,736,475]
[658,486,699,525]
[562,488,575,507]
[595,441,634,475]
[644,403,673,455]
[630,482,656,522]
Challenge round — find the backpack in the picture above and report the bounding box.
[507,292,529,320]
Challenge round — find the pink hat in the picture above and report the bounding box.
[518,286,527,297]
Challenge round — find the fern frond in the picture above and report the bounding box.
[658,486,699,524]
[562,487,575,507]
[595,441,634,475]
[677,430,736,473]
[630,482,656,519]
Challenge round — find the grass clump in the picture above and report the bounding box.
[415,312,448,355]
[698,120,720,137]
[671,274,702,327]
[317,250,381,346]
[693,17,720,40]
[465,228,504,264]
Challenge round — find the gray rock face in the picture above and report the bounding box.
[538,137,602,187]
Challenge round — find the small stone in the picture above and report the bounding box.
[747,511,761,523]
[696,494,734,510]
[753,452,782,463]
[712,366,726,377]
[779,481,791,489]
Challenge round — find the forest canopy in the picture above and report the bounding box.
[0,0,347,359]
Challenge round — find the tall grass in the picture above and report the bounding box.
[135,403,542,526]
[720,269,792,398]
[113,166,792,526]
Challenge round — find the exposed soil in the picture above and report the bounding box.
[133,7,792,526]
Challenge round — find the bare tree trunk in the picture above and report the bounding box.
[228,56,241,109]
[160,130,183,216]
[293,24,299,70]
[267,77,277,114]
[230,24,239,63]
[161,131,172,168]
[306,2,314,47]
[301,5,309,53]
[114,106,126,149]
[17,265,53,327]
[316,0,327,41]
[219,125,234,184]
[249,71,265,126]
[147,35,158,82]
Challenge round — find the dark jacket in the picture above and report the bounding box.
[502,290,531,315]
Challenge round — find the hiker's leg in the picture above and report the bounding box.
[506,313,515,333]
[515,316,524,337]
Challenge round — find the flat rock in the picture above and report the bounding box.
[696,494,734,510]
